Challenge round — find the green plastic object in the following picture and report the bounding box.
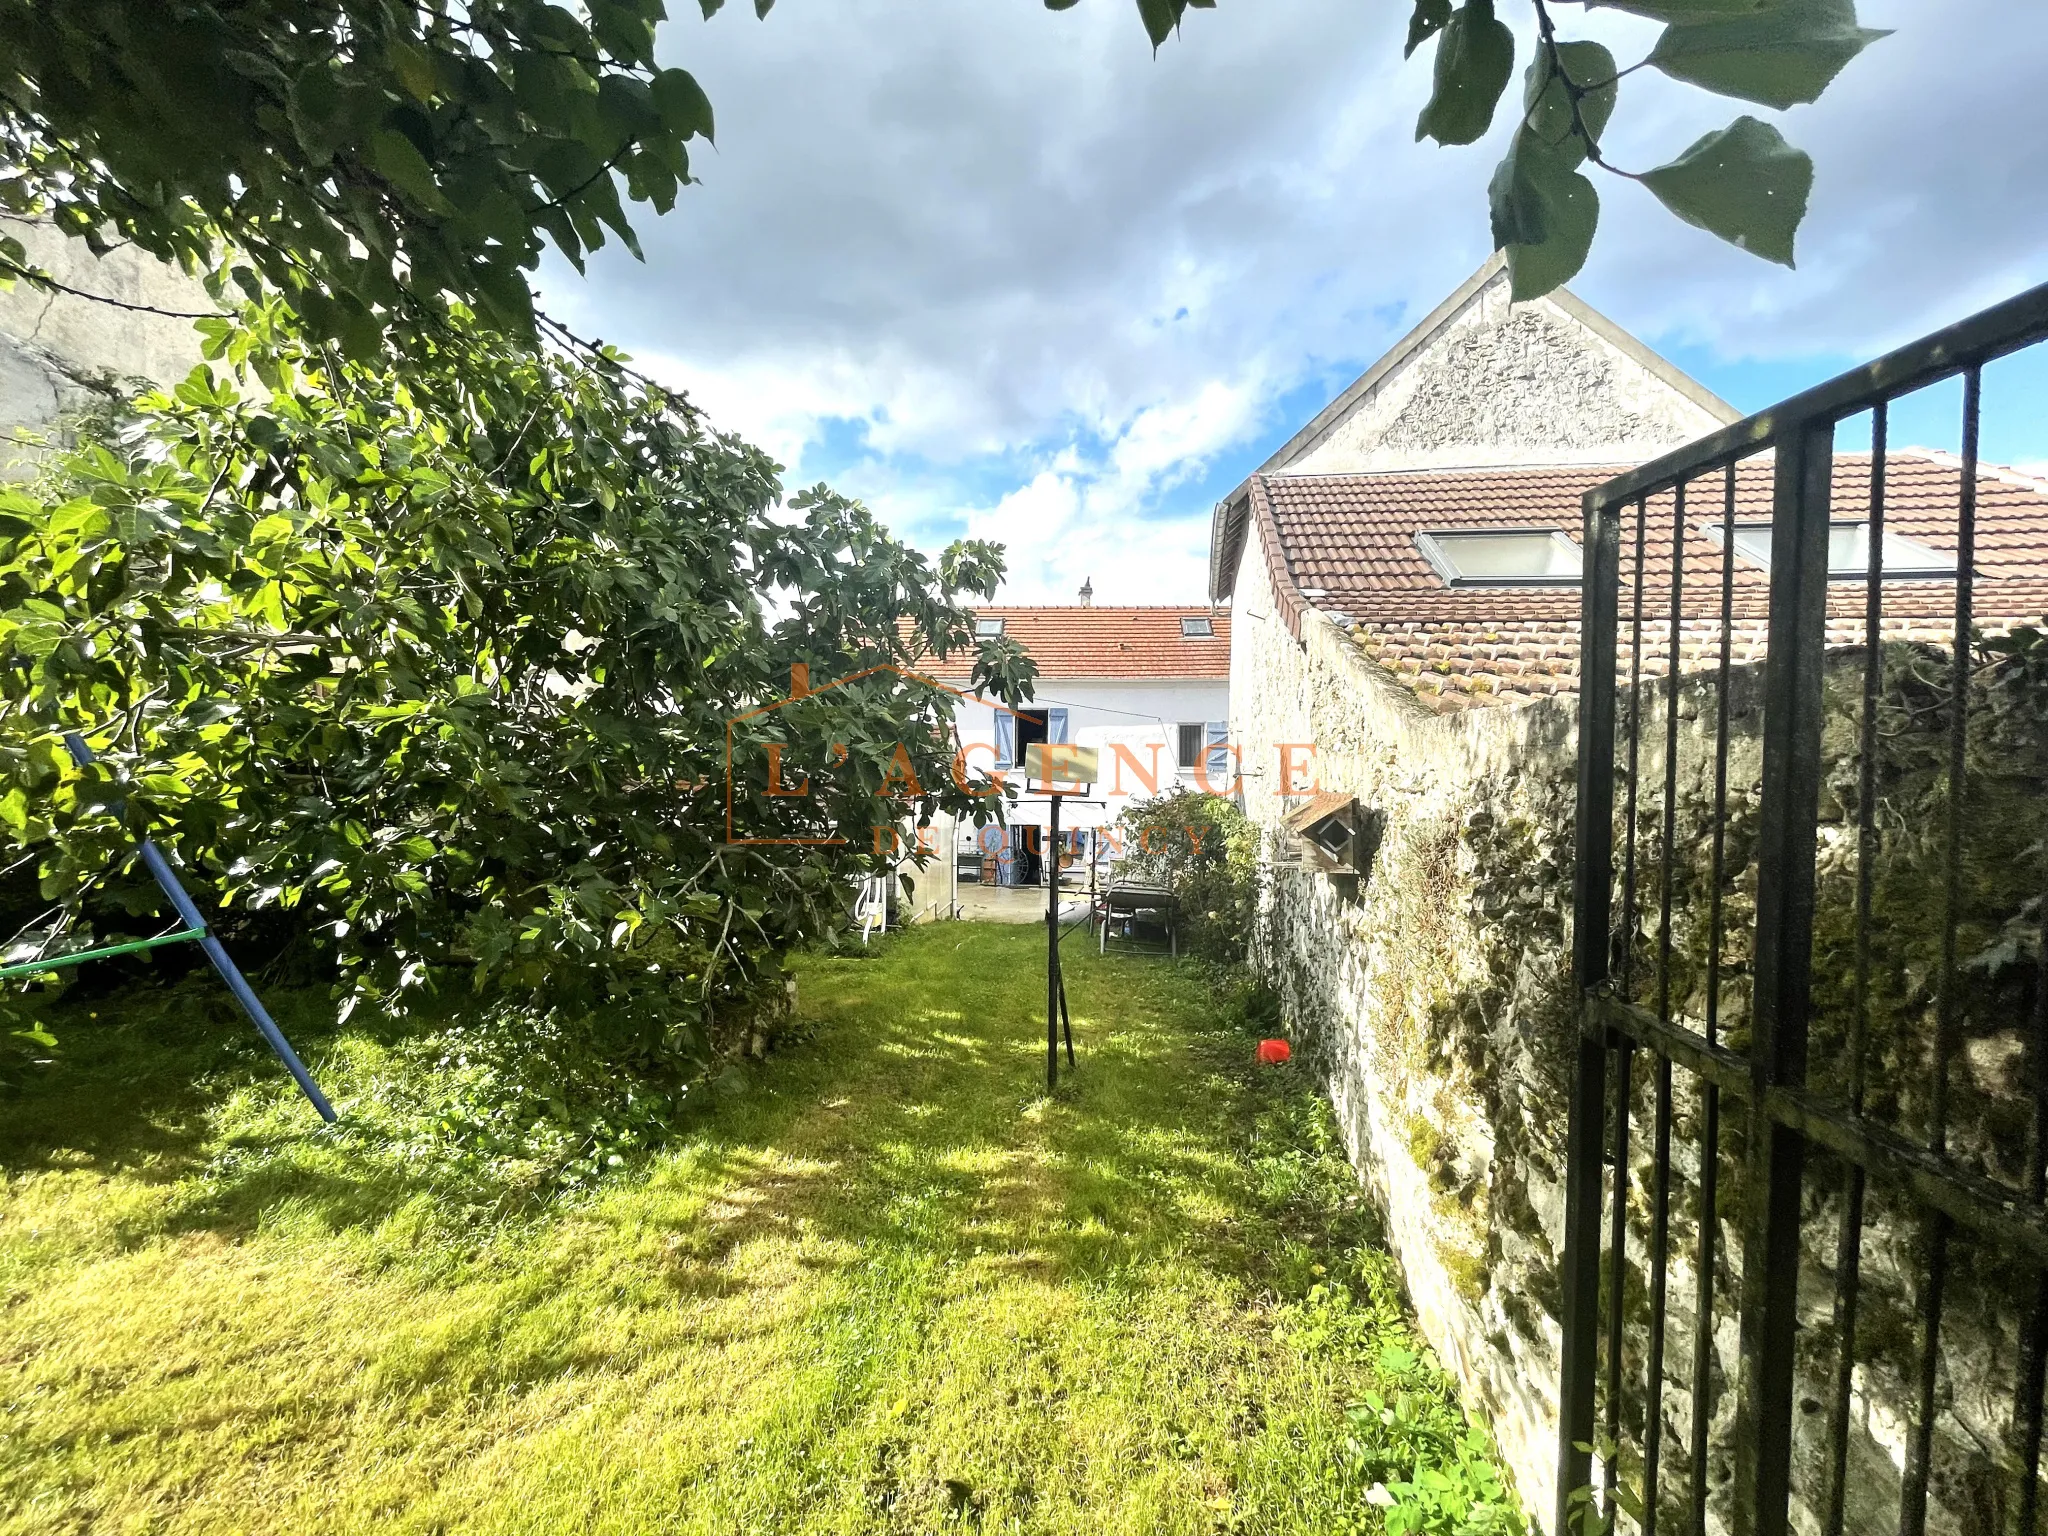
[0,927,207,981]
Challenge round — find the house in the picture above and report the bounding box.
[1204,254,2048,1523]
[916,591,1230,889]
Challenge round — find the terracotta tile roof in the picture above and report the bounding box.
[920,606,1230,681]
[1242,454,2048,713]
[1353,616,1966,715]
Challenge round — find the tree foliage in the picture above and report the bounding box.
[0,0,723,349]
[1084,0,1888,299]
[0,299,1032,1076]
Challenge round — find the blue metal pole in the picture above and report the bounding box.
[61,732,338,1123]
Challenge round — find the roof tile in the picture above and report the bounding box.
[919,606,1230,681]
[1248,455,2048,712]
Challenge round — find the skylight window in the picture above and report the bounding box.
[975,617,1005,637]
[1180,616,1215,637]
[1705,522,1956,581]
[1415,529,1582,588]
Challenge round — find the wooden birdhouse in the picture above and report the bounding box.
[1281,792,1381,889]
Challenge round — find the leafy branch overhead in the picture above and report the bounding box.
[0,0,1888,350]
[0,0,723,352]
[1080,0,1888,300]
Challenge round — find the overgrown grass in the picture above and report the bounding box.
[0,924,1519,1534]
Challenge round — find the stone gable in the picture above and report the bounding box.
[1276,257,1735,477]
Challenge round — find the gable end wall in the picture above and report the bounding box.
[1282,273,1730,477]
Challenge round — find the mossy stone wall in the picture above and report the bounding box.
[1230,544,2048,1533]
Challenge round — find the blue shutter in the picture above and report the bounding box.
[1204,721,1229,783]
[1047,708,1069,744]
[994,710,1016,768]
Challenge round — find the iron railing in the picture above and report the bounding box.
[1558,282,2048,1535]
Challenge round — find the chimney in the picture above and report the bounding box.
[1078,576,1094,607]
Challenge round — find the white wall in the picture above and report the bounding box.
[952,677,1226,742]
[949,676,1228,806]
[929,675,1230,888]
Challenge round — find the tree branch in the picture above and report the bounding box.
[0,254,216,320]
[1530,0,1644,181]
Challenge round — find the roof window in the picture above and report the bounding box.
[1180,616,1215,638]
[1704,521,1956,581]
[1416,529,1582,588]
[974,617,1005,637]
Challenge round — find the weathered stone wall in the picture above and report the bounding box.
[1281,267,1731,477]
[1233,538,1584,1519]
[1230,538,2048,1533]
[2,219,213,476]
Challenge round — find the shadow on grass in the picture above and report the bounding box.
[4,924,1357,1326]
[599,925,1365,1310]
[0,980,299,1181]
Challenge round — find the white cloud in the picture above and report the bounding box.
[962,465,1214,605]
[538,0,2048,600]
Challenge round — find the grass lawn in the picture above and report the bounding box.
[0,923,1516,1535]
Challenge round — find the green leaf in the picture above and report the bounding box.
[1649,0,1890,110]
[1489,131,1599,298]
[287,64,349,165]
[1136,0,1183,48]
[589,1,658,67]
[385,39,441,103]
[1640,115,1812,266]
[1405,0,1452,58]
[1521,40,1616,166]
[651,68,715,142]
[598,74,662,150]
[369,128,453,214]
[1414,0,1514,148]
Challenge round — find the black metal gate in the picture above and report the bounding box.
[1557,284,2048,1535]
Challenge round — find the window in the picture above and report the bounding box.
[1704,521,1956,581]
[1415,529,1582,587]
[1176,722,1228,778]
[1180,615,1215,638]
[975,616,1005,637]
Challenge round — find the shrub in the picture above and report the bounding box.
[1111,788,1257,964]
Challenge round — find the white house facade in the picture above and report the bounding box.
[920,602,1231,893]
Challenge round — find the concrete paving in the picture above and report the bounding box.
[907,883,1096,926]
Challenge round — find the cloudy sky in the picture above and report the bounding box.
[539,0,2048,604]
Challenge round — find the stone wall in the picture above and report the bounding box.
[2,219,213,476]
[1230,541,2048,1532]
[1279,265,1732,478]
[1233,541,1584,1520]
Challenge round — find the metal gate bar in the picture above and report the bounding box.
[1557,280,2048,1536]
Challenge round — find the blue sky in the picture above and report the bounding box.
[539,0,2048,603]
